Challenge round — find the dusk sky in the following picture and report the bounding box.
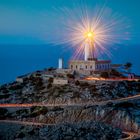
[0,0,140,84]
[0,0,140,44]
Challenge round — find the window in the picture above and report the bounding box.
[96,65,98,69]
[90,65,92,69]
[102,64,104,69]
[85,65,87,69]
[80,65,82,70]
[108,64,110,69]
[71,65,73,69]
[76,65,78,69]
[99,65,101,69]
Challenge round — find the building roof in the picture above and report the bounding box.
[111,64,123,68]
[95,60,111,64]
[69,59,111,64]
[17,74,30,79]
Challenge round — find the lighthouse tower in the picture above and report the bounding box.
[84,43,90,61]
[84,41,95,61]
[69,31,111,74]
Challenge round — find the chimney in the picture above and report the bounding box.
[58,58,63,69]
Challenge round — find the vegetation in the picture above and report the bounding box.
[16,132,25,138]
[110,69,122,77]
[90,85,97,92]
[16,109,29,115]
[30,106,48,117]
[0,94,11,99]
[100,72,109,78]
[2,89,9,93]
[0,108,8,119]
[114,102,135,108]
[33,77,45,91]
[124,62,132,72]
[9,84,23,90]
[80,82,89,88]
[75,80,80,86]
[48,67,56,71]
[48,77,53,83]
[47,83,52,89]
[67,74,75,79]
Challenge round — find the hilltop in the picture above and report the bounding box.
[0,68,140,139]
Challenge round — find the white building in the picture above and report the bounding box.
[16,77,25,83]
[58,58,63,69]
[69,58,111,75]
[42,74,54,81]
[16,75,28,83]
[53,78,68,85]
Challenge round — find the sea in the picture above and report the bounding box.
[0,44,72,85]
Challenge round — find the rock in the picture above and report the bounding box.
[39,114,46,123]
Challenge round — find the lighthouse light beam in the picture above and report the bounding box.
[84,31,95,61]
[48,5,131,59]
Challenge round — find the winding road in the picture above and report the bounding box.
[0,94,140,139]
[120,132,139,140]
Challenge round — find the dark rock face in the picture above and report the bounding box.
[0,74,139,140]
[0,121,122,140]
[39,121,122,140]
[0,123,21,140]
[1,80,138,104]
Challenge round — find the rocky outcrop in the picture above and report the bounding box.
[0,121,122,140]
[0,80,137,104]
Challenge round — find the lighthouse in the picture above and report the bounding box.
[84,42,95,61]
[84,32,95,61]
[84,43,90,61]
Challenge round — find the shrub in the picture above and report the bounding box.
[48,77,54,83]
[16,109,28,115]
[47,83,52,89]
[2,89,9,93]
[16,132,25,138]
[30,106,48,117]
[34,77,44,90]
[51,107,64,111]
[100,72,109,78]
[67,74,75,79]
[0,94,10,99]
[114,102,135,108]
[9,85,23,90]
[110,69,121,77]
[0,108,8,118]
[91,85,97,92]
[48,67,54,71]
[80,82,89,87]
[28,129,35,135]
[75,80,80,86]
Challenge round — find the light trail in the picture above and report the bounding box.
[0,119,51,126]
[85,77,139,81]
[119,131,139,140]
[0,120,139,140]
[0,93,140,108]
